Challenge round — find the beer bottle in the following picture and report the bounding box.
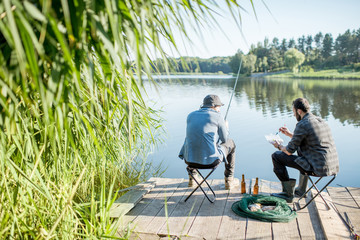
[241,174,246,194]
[253,177,259,195]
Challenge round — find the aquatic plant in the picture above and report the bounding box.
[0,0,244,238]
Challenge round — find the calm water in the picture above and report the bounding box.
[144,76,360,187]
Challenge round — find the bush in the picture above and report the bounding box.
[300,65,314,72]
[353,63,360,72]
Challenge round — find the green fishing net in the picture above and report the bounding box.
[231,194,297,222]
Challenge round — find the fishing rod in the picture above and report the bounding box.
[224,58,243,121]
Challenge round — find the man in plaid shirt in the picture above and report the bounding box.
[271,98,339,203]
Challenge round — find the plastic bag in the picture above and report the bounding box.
[265,134,284,145]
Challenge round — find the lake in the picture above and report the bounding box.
[144,75,360,188]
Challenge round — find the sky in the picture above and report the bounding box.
[166,0,360,58]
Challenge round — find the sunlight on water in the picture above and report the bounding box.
[144,76,360,187]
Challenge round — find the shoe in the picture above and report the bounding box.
[225,176,235,190]
[295,173,309,197]
[271,179,296,203]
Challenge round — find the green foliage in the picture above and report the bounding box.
[153,56,233,74]
[229,28,360,75]
[229,50,257,75]
[353,63,360,72]
[284,48,305,73]
[0,0,244,238]
[300,66,314,73]
[267,69,360,79]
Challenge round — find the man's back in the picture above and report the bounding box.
[289,113,339,176]
[179,108,228,165]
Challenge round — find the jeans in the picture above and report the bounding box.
[271,151,312,182]
[220,138,236,178]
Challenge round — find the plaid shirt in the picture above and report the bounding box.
[286,113,339,176]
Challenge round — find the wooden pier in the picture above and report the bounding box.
[110,177,360,239]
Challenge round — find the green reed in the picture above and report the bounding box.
[0,0,244,238]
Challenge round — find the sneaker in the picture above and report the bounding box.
[225,177,235,190]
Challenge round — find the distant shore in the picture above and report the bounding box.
[260,69,360,80]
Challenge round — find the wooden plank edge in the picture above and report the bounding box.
[109,178,158,218]
[311,189,351,239]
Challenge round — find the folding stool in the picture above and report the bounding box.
[184,159,221,203]
[295,173,336,211]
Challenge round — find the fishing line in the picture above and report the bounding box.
[225,59,242,121]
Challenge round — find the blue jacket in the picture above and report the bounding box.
[179,108,228,165]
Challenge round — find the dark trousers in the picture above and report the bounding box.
[271,151,312,182]
[188,139,236,178]
[221,139,236,178]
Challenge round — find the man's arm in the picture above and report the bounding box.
[218,116,229,143]
[273,141,292,155]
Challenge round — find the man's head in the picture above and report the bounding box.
[292,98,310,121]
[201,94,224,112]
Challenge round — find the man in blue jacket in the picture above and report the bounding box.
[179,95,236,190]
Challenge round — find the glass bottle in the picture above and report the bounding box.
[253,177,259,195]
[241,174,246,194]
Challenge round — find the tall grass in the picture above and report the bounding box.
[0,0,244,238]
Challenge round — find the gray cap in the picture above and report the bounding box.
[201,94,224,108]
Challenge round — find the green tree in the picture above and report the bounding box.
[314,32,324,50]
[322,33,334,59]
[284,48,305,73]
[272,37,280,49]
[229,50,256,75]
[288,38,296,49]
[297,35,306,53]
[305,35,313,55]
[268,47,283,70]
[281,39,288,54]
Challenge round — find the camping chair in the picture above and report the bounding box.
[295,172,336,211]
[184,159,221,203]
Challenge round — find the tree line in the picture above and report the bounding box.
[152,56,233,74]
[153,28,360,75]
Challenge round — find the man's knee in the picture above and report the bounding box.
[272,151,282,161]
[229,139,236,152]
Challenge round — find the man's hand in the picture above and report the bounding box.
[279,126,293,138]
[272,140,282,150]
[272,140,292,155]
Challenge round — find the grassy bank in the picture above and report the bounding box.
[265,68,360,79]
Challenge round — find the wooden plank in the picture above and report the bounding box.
[312,189,351,239]
[126,178,184,235]
[110,178,157,218]
[157,179,213,238]
[347,187,360,208]
[117,179,167,236]
[271,180,325,239]
[245,178,272,239]
[294,191,320,240]
[217,178,247,240]
[187,179,228,239]
[143,181,190,234]
[270,181,300,240]
[327,187,360,235]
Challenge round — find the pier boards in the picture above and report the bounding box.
[111,177,358,239]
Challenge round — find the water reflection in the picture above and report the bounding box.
[150,77,360,127]
[144,76,360,187]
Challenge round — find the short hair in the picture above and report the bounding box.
[292,98,310,113]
